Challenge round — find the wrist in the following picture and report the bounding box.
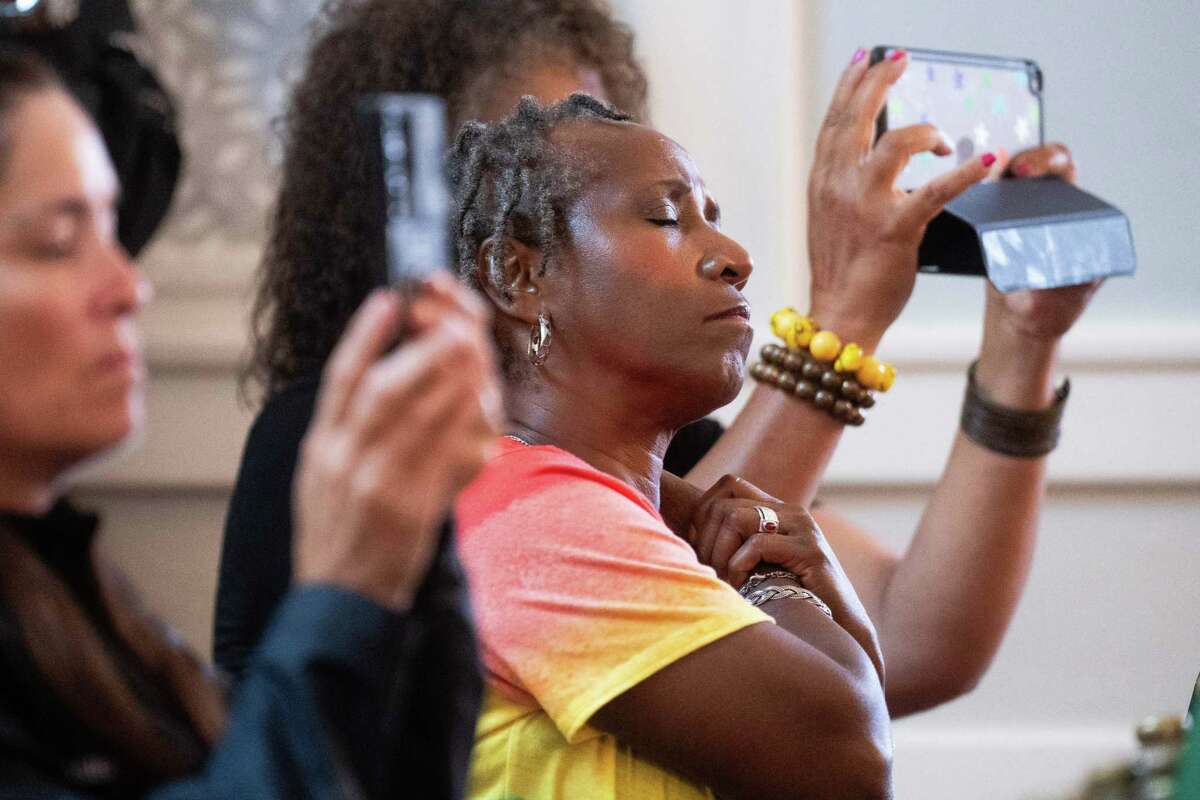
[961,358,1069,457]
[295,557,420,613]
[976,319,1061,410]
[805,303,889,353]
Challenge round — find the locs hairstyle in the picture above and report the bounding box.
[448,94,629,374]
[449,94,630,288]
[248,0,648,400]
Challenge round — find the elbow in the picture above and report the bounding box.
[934,661,984,703]
[792,688,894,799]
[767,734,892,800]
[731,735,892,800]
[820,678,894,799]
[887,657,988,717]
[839,737,893,800]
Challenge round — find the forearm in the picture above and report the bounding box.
[762,592,883,691]
[761,598,892,798]
[152,586,414,800]
[684,384,845,505]
[686,309,889,505]
[877,323,1060,715]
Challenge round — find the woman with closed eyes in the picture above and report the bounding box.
[442,88,1003,799]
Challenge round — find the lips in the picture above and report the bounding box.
[96,347,143,381]
[704,304,751,323]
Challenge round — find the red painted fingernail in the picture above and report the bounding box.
[981,153,997,168]
[1014,163,1032,177]
[890,49,908,62]
[852,47,867,65]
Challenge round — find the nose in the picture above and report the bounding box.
[95,240,151,318]
[698,234,753,290]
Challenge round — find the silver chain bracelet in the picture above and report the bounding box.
[739,571,834,618]
[738,570,801,596]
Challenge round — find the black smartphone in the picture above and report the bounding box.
[871,46,1043,191]
[357,94,451,295]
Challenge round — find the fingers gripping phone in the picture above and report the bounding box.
[871,46,1044,191]
[358,94,452,295]
[866,47,1133,291]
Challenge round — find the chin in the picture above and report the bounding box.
[713,350,748,405]
[105,400,146,455]
[672,351,746,422]
[67,398,145,465]
[58,417,145,486]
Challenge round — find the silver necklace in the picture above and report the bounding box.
[504,434,532,447]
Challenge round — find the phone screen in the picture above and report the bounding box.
[875,48,1043,191]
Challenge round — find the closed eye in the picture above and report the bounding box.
[648,218,679,227]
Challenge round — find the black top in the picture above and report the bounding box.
[2,503,111,634]
[0,503,177,795]
[0,501,417,799]
[214,376,482,800]
[664,418,726,478]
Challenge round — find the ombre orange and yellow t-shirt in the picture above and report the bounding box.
[454,438,771,800]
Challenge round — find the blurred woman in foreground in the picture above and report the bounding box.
[0,48,500,798]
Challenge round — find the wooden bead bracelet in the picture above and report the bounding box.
[750,346,868,426]
[747,308,899,427]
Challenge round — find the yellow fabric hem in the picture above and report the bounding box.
[558,611,772,742]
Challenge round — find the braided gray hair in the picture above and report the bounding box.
[447,93,630,297]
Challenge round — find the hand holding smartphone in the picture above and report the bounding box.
[870,46,1134,292]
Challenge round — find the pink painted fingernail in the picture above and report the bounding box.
[981,153,997,168]
[890,49,908,62]
[852,47,867,65]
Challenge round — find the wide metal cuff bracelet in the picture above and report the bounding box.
[960,360,1070,458]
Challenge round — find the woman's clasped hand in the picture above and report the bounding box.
[678,473,885,683]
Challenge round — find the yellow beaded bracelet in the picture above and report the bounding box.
[769,307,896,392]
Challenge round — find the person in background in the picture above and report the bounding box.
[0,47,501,799]
[0,0,183,257]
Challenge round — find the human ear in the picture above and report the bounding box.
[475,235,544,324]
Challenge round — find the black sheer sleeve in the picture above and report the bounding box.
[212,378,319,684]
[664,417,727,478]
